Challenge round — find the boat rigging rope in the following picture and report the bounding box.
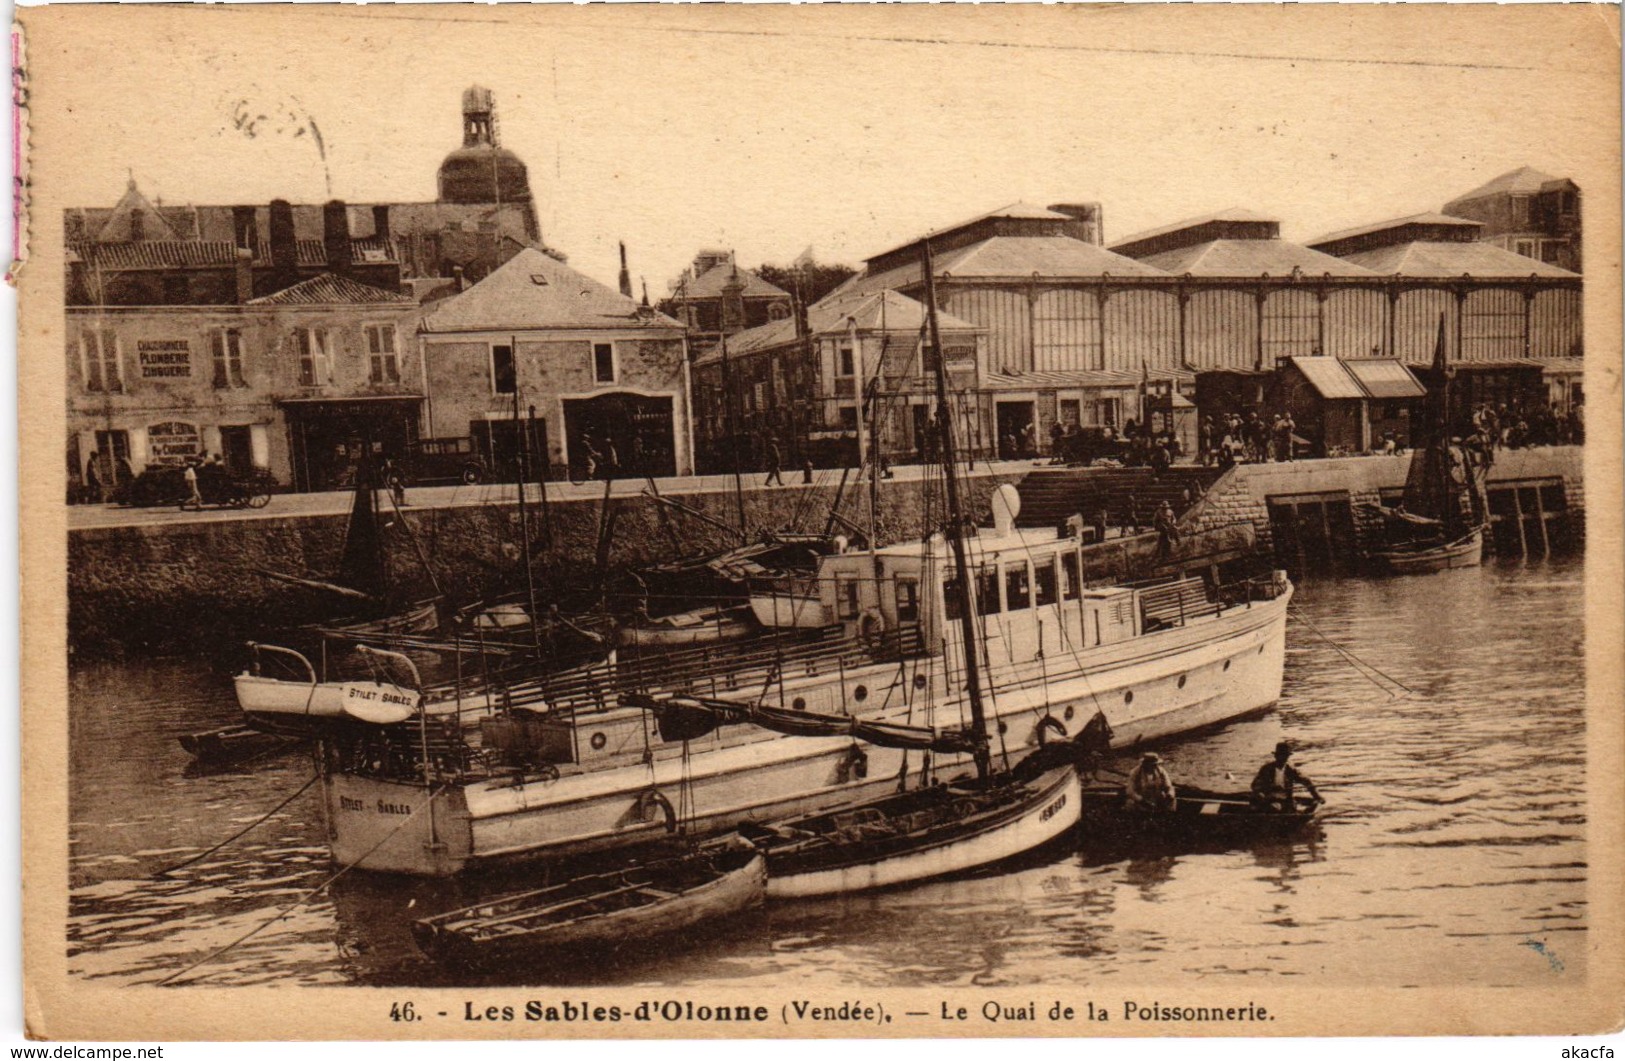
[1288,605,1416,698]
[156,781,450,988]
[152,771,320,879]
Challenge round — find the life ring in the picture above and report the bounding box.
[636,788,678,833]
[837,745,869,784]
[858,609,884,644]
[1035,714,1068,746]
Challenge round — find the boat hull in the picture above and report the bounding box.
[763,766,1080,898]
[748,592,829,630]
[1374,528,1483,574]
[1079,786,1321,847]
[323,587,1290,876]
[412,849,766,969]
[617,608,758,649]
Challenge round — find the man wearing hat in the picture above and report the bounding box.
[1126,751,1177,813]
[1251,741,1322,811]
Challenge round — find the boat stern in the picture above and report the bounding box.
[323,772,473,877]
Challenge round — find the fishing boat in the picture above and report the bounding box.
[1365,316,1489,575]
[314,246,1293,877]
[1077,785,1323,847]
[410,845,765,969]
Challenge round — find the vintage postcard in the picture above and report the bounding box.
[15,3,1623,1044]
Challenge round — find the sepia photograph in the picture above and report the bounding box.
[14,3,1623,1043]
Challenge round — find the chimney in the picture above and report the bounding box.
[372,204,391,244]
[617,241,633,298]
[234,248,254,303]
[1048,202,1104,246]
[323,200,353,279]
[232,205,259,254]
[452,265,465,292]
[268,199,298,290]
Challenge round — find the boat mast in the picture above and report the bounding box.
[512,341,541,651]
[921,240,991,779]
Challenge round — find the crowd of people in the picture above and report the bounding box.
[1466,399,1584,453]
[1198,411,1297,468]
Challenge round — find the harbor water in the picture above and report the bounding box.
[67,557,1587,988]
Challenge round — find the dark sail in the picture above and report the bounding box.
[1400,315,1478,536]
[337,446,388,600]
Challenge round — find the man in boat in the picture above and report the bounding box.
[1126,752,1177,813]
[1250,741,1322,812]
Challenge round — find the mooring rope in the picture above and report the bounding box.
[152,771,320,879]
[1289,605,1417,698]
[157,781,449,987]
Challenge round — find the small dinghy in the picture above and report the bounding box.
[410,845,766,969]
[1079,785,1323,847]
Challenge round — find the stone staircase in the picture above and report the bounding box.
[1014,465,1229,533]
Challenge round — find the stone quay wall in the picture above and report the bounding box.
[1183,446,1586,554]
[68,470,1023,657]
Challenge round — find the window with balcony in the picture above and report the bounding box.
[366,324,401,384]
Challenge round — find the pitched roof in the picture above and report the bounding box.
[1306,212,1481,249]
[421,246,682,333]
[839,235,1165,298]
[1137,239,1377,277]
[1447,166,1562,204]
[696,290,979,365]
[71,238,395,271]
[96,181,182,242]
[247,273,414,306]
[678,261,790,300]
[1333,241,1580,279]
[1109,208,1278,251]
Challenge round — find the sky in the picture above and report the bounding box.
[34,5,1621,295]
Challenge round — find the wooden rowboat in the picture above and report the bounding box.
[1372,527,1483,575]
[410,846,766,969]
[615,605,758,650]
[1078,785,1322,847]
[739,763,1081,899]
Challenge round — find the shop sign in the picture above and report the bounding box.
[138,339,192,379]
[148,421,201,465]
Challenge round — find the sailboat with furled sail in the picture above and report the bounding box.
[1366,315,1489,574]
[635,240,1087,897]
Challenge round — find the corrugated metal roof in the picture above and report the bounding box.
[1343,358,1426,399]
[1138,239,1378,278]
[422,247,682,333]
[76,238,395,270]
[248,273,414,306]
[1336,241,1580,279]
[1289,357,1365,400]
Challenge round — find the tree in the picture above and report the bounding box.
[757,259,858,308]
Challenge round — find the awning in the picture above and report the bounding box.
[1289,357,1365,400]
[278,395,424,405]
[1343,359,1426,399]
[1539,358,1584,376]
[984,367,1194,391]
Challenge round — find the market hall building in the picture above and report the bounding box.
[418,247,693,482]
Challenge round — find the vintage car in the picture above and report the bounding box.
[403,437,489,485]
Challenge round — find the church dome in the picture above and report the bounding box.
[439,145,533,205]
[437,85,534,206]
